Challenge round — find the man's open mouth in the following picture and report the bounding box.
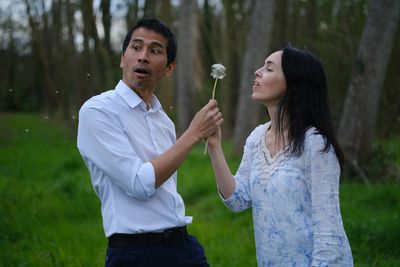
[134,67,149,75]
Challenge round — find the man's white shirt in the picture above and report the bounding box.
[77,80,192,237]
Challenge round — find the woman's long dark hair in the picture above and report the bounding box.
[276,45,344,169]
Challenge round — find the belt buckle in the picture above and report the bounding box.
[163,229,176,245]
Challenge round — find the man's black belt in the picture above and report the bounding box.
[108,226,189,247]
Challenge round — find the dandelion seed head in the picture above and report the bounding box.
[211,64,226,79]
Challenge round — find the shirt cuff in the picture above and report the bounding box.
[218,185,236,203]
[133,162,156,200]
[217,186,227,200]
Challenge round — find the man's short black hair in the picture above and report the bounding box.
[122,18,177,65]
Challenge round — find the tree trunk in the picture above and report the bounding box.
[101,0,111,53]
[154,0,174,112]
[338,0,400,165]
[24,0,58,115]
[221,0,248,137]
[143,0,157,18]
[63,0,81,120]
[304,0,318,50]
[81,0,96,101]
[126,0,139,27]
[81,0,113,94]
[233,0,276,153]
[51,0,65,118]
[176,0,197,134]
[273,0,288,45]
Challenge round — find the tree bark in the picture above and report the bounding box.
[143,0,157,18]
[126,0,139,27]
[153,0,174,111]
[233,0,276,153]
[221,0,248,137]
[63,0,81,120]
[24,0,58,114]
[81,0,113,94]
[176,0,198,134]
[101,0,111,53]
[338,0,400,164]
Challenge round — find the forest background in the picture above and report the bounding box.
[1,0,400,266]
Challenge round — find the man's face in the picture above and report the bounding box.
[120,27,176,92]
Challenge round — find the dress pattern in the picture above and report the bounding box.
[223,122,353,267]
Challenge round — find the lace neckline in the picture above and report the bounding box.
[261,123,288,161]
[254,123,289,185]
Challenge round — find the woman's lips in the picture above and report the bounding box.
[252,80,260,89]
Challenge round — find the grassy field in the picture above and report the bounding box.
[1,113,399,267]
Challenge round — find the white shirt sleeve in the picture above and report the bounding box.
[307,134,349,266]
[77,104,156,200]
[222,125,264,212]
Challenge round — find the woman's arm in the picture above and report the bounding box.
[207,128,235,198]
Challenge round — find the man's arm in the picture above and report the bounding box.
[151,100,223,188]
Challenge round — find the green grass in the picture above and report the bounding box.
[1,113,399,267]
[0,113,105,267]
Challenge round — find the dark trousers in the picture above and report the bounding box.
[105,235,209,267]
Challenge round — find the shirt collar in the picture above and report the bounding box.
[115,80,162,112]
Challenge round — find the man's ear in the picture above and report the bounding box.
[165,61,176,77]
[120,54,124,68]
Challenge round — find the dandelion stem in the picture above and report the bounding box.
[204,78,219,154]
[204,138,210,154]
[211,78,218,99]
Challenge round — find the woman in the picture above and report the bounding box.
[207,46,353,266]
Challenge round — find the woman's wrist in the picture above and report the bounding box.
[208,143,222,157]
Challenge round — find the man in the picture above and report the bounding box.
[77,18,222,267]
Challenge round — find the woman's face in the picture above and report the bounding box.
[252,51,287,106]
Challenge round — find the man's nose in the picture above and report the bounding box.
[138,49,149,63]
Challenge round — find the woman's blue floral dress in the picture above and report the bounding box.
[222,122,353,267]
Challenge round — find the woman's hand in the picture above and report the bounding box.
[187,100,223,142]
[207,127,222,148]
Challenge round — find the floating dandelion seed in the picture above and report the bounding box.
[44,115,49,120]
[55,90,59,94]
[9,89,13,92]
[204,64,226,154]
[86,73,91,77]
[72,115,76,120]
[25,129,30,133]
[169,106,173,110]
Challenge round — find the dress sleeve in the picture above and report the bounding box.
[306,134,349,266]
[222,126,261,212]
[77,104,156,200]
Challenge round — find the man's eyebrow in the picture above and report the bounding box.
[131,38,143,43]
[131,39,165,49]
